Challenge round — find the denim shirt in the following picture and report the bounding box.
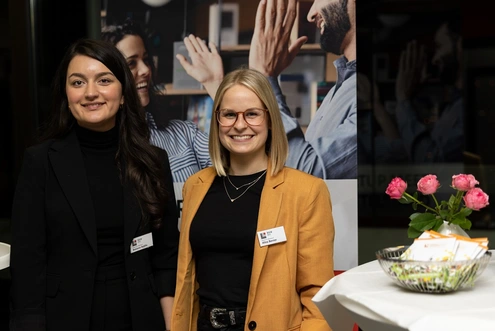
[269,56,357,179]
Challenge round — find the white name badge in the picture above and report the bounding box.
[130,233,153,253]
[257,226,287,247]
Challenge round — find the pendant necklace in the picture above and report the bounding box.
[223,170,267,202]
[227,173,260,190]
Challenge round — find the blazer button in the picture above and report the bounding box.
[248,321,257,330]
[130,272,136,281]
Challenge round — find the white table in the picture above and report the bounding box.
[313,252,495,331]
[0,242,10,270]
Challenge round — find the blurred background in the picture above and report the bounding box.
[1,0,495,328]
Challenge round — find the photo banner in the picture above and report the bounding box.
[102,0,359,271]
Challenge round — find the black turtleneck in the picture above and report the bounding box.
[75,124,125,267]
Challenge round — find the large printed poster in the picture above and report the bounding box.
[101,0,357,271]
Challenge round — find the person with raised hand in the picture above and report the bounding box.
[249,0,357,179]
[102,19,212,183]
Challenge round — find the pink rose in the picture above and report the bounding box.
[417,174,440,195]
[452,174,479,191]
[386,177,407,199]
[464,188,490,211]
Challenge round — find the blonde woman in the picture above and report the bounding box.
[171,68,334,331]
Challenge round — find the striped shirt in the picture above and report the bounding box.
[147,112,211,183]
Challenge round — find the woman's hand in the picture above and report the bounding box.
[176,34,224,98]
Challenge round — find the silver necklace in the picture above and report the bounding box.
[227,173,260,190]
[223,170,267,202]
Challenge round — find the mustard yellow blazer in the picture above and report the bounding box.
[171,165,334,331]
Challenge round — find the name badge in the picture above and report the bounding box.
[257,226,287,247]
[130,233,153,253]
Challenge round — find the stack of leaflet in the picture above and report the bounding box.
[401,230,489,262]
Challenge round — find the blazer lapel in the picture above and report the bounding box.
[175,168,216,324]
[182,169,217,232]
[247,164,285,309]
[49,131,98,256]
[123,173,142,256]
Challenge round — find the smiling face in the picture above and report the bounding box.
[308,0,352,55]
[218,84,269,167]
[66,55,123,132]
[116,34,151,107]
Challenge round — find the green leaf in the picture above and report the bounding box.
[458,208,473,218]
[409,213,437,231]
[463,219,472,230]
[452,218,472,230]
[432,219,444,232]
[439,210,449,219]
[409,212,424,221]
[409,212,436,222]
[398,196,413,204]
[412,202,418,211]
[413,192,418,199]
[450,214,465,224]
[448,194,456,209]
[407,226,422,238]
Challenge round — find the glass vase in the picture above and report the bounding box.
[437,221,470,237]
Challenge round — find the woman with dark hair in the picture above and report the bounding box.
[102,19,213,183]
[10,39,178,331]
[172,68,334,331]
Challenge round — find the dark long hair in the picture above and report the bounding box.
[101,19,161,108]
[44,38,167,228]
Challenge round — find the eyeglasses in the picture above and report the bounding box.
[216,108,268,127]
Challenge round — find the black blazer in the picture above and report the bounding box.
[9,130,179,331]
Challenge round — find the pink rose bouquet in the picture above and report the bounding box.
[385,174,489,238]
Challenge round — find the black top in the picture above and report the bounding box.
[75,124,124,267]
[189,170,266,308]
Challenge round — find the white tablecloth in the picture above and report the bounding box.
[0,242,10,270]
[313,252,495,331]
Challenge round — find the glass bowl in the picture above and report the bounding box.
[376,246,492,293]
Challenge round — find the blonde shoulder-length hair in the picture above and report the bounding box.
[209,68,288,177]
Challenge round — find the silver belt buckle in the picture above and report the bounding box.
[210,308,228,329]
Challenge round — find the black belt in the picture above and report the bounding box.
[199,304,246,329]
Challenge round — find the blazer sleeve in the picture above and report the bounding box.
[9,148,47,331]
[151,148,180,297]
[297,179,334,331]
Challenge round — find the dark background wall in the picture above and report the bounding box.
[1,0,91,327]
[2,0,495,328]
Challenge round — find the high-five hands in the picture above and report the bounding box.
[177,0,309,97]
[249,0,307,77]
